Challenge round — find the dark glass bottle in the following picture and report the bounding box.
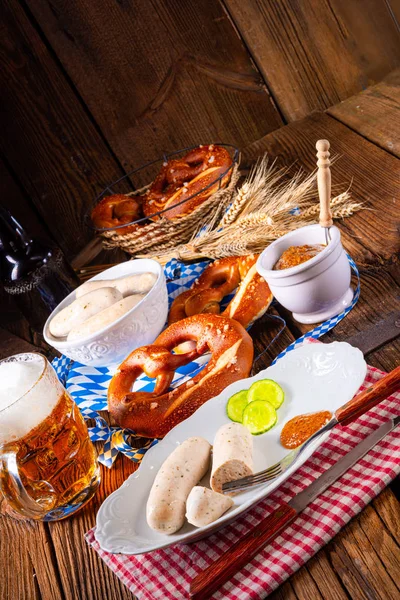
[0,205,79,332]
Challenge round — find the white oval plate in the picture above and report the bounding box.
[95,342,366,554]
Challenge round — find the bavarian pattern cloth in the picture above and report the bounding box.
[52,255,360,468]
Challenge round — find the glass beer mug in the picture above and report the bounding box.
[0,353,100,520]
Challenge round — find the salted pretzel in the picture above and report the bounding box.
[108,314,253,438]
[168,255,273,328]
[91,194,144,234]
[142,145,232,220]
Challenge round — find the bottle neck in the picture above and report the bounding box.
[0,206,52,283]
[0,205,32,246]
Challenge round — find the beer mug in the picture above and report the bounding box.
[0,353,100,520]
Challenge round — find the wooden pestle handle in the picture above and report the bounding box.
[316,139,333,228]
[190,503,297,599]
[336,365,400,426]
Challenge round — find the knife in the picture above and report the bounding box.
[190,416,399,600]
[343,310,400,355]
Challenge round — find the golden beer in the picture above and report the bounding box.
[0,353,100,520]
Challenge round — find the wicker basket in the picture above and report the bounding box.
[89,144,240,257]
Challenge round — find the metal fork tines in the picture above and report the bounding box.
[324,226,332,245]
[222,462,283,493]
[222,418,336,494]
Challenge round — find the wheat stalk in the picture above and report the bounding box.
[150,154,364,264]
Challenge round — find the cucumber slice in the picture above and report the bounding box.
[226,390,249,423]
[247,379,284,409]
[242,400,277,435]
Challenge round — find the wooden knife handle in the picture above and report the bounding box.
[335,365,400,426]
[189,502,297,600]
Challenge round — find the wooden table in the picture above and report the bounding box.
[1,82,400,600]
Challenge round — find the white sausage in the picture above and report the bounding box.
[67,295,145,340]
[211,423,253,494]
[146,437,211,534]
[76,272,157,298]
[49,287,122,338]
[186,486,233,527]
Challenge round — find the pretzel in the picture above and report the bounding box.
[168,255,273,328]
[91,194,144,234]
[143,145,232,220]
[108,314,253,438]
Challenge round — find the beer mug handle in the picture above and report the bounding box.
[0,446,57,519]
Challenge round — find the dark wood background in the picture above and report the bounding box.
[1,0,400,337]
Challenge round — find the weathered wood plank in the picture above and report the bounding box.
[26,0,283,172]
[359,501,400,591]
[0,517,43,600]
[270,580,299,600]
[372,486,400,541]
[71,241,128,274]
[243,112,400,263]
[0,328,40,359]
[289,567,324,600]
[325,268,400,335]
[0,291,33,347]
[328,497,400,600]
[0,0,128,259]
[387,0,400,33]
[328,69,400,158]
[366,338,400,373]
[224,0,400,121]
[70,239,104,270]
[305,552,349,600]
[0,157,53,244]
[328,542,379,600]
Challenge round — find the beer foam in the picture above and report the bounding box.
[0,355,61,446]
[0,361,43,410]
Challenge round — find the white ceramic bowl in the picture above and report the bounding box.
[257,224,353,324]
[43,259,168,367]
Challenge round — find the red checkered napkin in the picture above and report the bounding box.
[85,343,400,599]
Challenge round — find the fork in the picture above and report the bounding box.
[222,365,400,493]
